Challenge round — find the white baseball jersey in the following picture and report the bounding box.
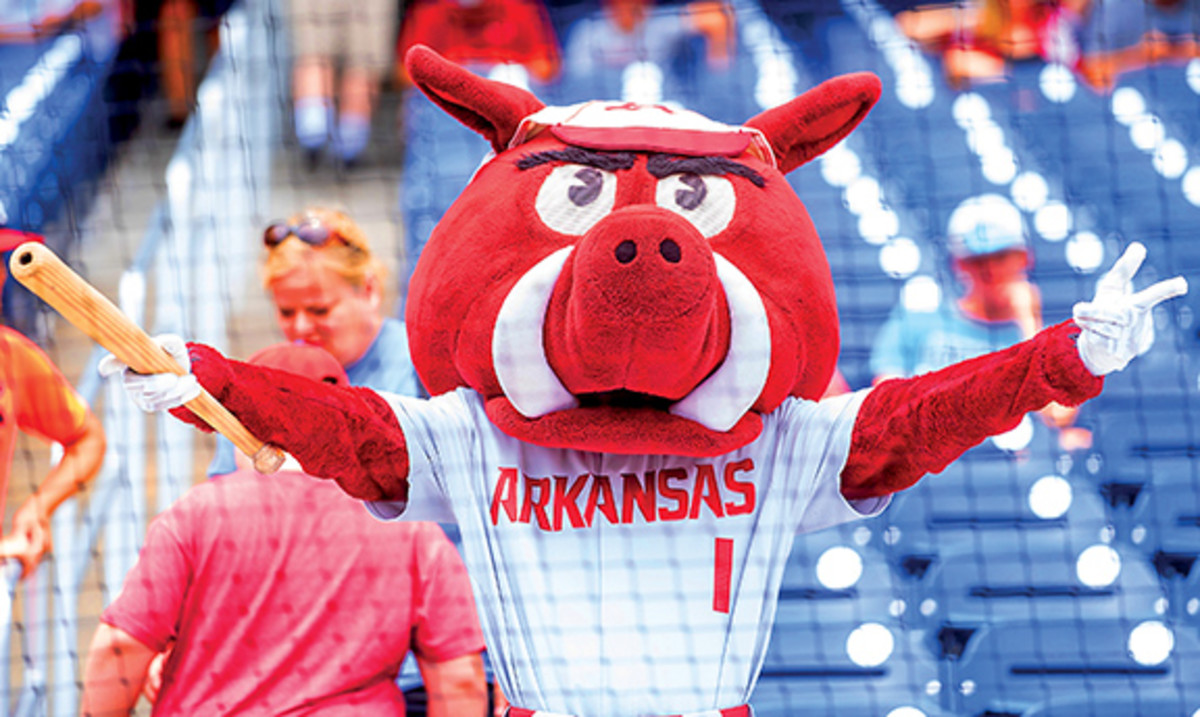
[368,388,887,716]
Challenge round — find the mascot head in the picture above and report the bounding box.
[405,46,880,457]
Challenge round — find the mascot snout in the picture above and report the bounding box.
[545,207,731,401]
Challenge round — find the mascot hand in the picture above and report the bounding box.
[98,334,201,412]
[1073,243,1188,376]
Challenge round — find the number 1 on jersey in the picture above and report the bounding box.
[713,537,733,613]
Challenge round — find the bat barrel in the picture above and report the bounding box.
[11,243,186,376]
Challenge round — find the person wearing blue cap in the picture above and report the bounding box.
[870,194,1089,449]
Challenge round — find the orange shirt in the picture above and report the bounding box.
[0,326,89,513]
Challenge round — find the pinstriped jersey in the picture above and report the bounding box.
[369,387,887,716]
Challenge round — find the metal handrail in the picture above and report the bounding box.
[5,0,280,712]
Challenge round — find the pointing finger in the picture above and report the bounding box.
[1131,275,1189,310]
[1098,242,1147,291]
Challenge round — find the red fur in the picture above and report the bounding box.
[542,207,731,399]
[486,400,764,457]
[404,126,843,455]
[745,73,882,174]
[404,44,545,153]
[401,50,880,457]
[842,321,1103,499]
[172,344,411,502]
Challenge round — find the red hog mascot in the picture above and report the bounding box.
[106,46,1186,717]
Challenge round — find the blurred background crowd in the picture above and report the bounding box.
[1,0,1200,715]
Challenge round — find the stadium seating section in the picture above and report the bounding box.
[7,0,1200,714]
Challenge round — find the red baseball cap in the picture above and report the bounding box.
[509,101,776,166]
[246,343,348,386]
[0,229,44,253]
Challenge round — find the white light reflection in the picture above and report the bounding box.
[846,623,894,667]
[816,546,863,590]
[1029,475,1073,519]
[880,237,921,278]
[1077,544,1122,587]
[1066,231,1104,273]
[1128,621,1174,666]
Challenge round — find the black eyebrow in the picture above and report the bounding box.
[516,148,638,171]
[646,154,765,187]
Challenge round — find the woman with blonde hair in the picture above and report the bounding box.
[208,207,419,475]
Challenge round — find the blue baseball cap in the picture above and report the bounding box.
[946,194,1027,258]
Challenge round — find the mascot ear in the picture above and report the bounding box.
[745,72,881,174]
[405,44,547,154]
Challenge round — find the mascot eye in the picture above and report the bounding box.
[655,173,736,237]
[535,164,618,235]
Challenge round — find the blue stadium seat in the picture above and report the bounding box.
[1022,694,1200,717]
[916,539,1165,629]
[782,527,903,623]
[938,616,1200,716]
[751,526,950,715]
[870,424,1087,567]
[1125,461,1200,555]
[1088,341,1200,410]
[757,615,948,717]
[872,452,1162,630]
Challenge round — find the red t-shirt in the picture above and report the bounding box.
[0,326,89,514]
[102,469,485,716]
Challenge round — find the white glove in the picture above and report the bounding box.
[1073,242,1188,376]
[98,334,202,412]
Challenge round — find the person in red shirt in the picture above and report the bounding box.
[80,343,488,717]
[0,230,106,578]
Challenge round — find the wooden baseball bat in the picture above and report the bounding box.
[9,242,285,474]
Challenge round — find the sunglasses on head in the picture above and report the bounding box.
[262,218,349,249]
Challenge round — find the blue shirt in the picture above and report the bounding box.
[207,317,421,476]
[343,317,421,396]
[870,301,1025,379]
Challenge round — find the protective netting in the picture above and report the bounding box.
[2,1,1199,715]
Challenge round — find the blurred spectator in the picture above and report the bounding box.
[0,231,106,578]
[895,0,1089,88]
[563,0,735,75]
[896,0,1200,91]
[0,0,107,40]
[1074,0,1200,91]
[207,206,420,476]
[103,0,227,133]
[288,0,397,165]
[396,0,562,87]
[155,0,231,127]
[869,194,1091,450]
[81,343,488,717]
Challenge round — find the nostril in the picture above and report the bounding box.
[615,240,637,264]
[659,239,681,264]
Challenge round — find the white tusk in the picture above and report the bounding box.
[492,247,579,418]
[669,254,772,432]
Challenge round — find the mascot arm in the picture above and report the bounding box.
[171,343,410,502]
[840,320,1102,500]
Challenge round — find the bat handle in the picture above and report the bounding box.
[183,391,286,474]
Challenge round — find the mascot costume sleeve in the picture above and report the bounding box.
[106,46,1187,717]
